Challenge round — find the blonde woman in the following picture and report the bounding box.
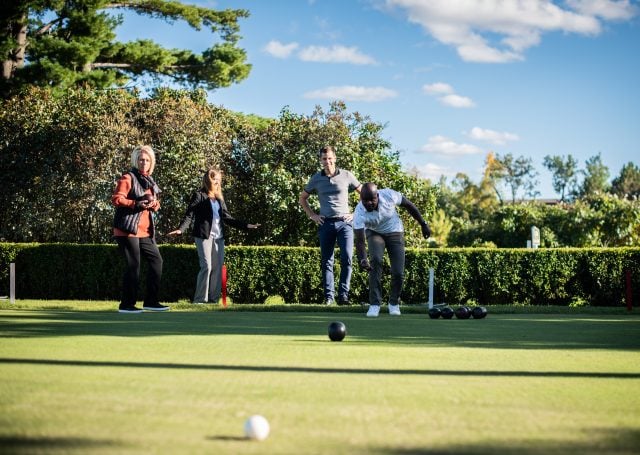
[169,169,260,304]
[112,145,168,313]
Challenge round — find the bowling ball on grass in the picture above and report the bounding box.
[328,321,347,341]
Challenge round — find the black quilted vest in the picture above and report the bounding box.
[113,171,161,236]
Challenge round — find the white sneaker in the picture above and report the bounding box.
[366,305,380,317]
[388,304,401,316]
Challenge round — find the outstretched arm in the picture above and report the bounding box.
[400,197,431,239]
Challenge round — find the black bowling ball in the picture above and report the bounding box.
[455,306,471,319]
[471,306,488,319]
[440,307,455,319]
[328,321,347,341]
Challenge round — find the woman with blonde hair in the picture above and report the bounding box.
[169,169,260,304]
[112,145,168,313]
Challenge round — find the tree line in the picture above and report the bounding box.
[434,152,639,247]
[0,87,436,247]
[1,86,638,248]
[1,1,638,248]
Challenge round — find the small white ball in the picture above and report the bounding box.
[244,415,270,441]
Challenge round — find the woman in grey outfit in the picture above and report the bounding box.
[169,168,260,304]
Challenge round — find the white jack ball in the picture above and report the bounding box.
[244,415,270,441]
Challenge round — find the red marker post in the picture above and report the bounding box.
[222,264,228,308]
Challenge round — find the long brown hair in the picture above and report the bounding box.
[202,168,224,200]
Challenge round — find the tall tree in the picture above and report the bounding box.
[0,0,251,98]
[491,152,539,203]
[611,162,640,199]
[543,154,578,202]
[578,153,610,197]
[484,151,507,204]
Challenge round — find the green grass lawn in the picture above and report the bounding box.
[1,302,639,454]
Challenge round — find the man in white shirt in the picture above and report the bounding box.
[353,182,431,317]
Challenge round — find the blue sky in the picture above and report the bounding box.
[115,0,640,198]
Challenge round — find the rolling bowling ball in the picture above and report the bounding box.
[328,321,347,341]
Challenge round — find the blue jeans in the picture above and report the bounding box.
[319,219,354,301]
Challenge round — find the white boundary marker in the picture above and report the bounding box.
[10,262,15,304]
[428,268,434,309]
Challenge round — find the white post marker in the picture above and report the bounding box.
[10,262,15,304]
[428,268,434,309]
[531,226,540,249]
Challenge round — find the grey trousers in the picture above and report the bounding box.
[367,230,405,306]
[194,236,225,303]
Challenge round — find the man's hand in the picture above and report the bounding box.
[421,222,432,239]
[359,258,372,271]
[309,213,324,225]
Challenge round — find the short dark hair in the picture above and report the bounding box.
[318,145,336,158]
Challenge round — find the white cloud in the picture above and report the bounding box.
[298,45,377,64]
[263,40,299,58]
[566,0,637,20]
[414,162,458,180]
[422,82,454,95]
[468,127,519,145]
[385,0,637,62]
[439,94,475,108]
[423,82,475,108]
[303,85,398,102]
[421,135,483,156]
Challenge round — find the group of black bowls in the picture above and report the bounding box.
[428,305,487,319]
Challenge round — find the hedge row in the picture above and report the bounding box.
[0,243,638,306]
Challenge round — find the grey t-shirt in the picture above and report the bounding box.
[304,169,361,217]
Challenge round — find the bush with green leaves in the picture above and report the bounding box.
[448,195,640,248]
[0,88,436,248]
[1,243,637,307]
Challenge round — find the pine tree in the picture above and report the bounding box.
[0,0,251,98]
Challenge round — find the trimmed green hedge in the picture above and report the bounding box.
[0,243,638,306]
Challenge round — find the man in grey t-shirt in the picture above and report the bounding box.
[299,146,361,305]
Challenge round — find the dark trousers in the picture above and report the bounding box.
[115,236,163,307]
[366,231,405,306]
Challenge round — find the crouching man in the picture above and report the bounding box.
[354,183,431,317]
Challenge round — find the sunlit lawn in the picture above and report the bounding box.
[0,302,639,454]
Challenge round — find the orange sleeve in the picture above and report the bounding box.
[112,174,135,208]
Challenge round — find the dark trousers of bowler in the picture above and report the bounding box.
[366,230,405,306]
[115,236,163,308]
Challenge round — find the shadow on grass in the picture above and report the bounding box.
[0,435,121,452]
[1,310,639,351]
[368,427,640,455]
[1,357,639,379]
[206,435,247,441]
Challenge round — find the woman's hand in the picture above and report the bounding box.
[147,200,160,211]
[167,229,182,236]
[248,224,261,229]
